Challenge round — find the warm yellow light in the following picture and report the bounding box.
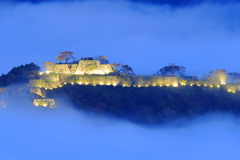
[78,82,82,85]
[210,85,213,88]
[145,85,149,87]
[113,83,117,86]
[160,85,162,87]
[39,72,43,75]
[64,82,67,84]
[173,83,178,87]
[71,82,74,85]
[217,85,220,88]
[45,88,48,90]
[204,84,207,86]
[45,71,50,74]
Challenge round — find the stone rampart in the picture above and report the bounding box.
[50,60,114,75]
[30,88,46,97]
[51,64,71,74]
[30,74,178,88]
[33,99,56,108]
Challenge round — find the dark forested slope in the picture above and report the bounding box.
[0,63,40,87]
[46,84,240,124]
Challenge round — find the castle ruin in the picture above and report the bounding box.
[49,60,114,75]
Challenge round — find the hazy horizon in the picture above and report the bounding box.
[1,0,240,77]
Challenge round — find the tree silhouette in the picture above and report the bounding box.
[228,72,240,84]
[111,62,121,70]
[96,55,109,64]
[120,64,135,75]
[157,63,186,77]
[56,55,67,63]
[59,51,75,63]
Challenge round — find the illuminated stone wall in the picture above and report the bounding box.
[30,88,46,97]
[33,99,56,108]
[40,73,60,81]
[30,75,178,88]
[50,60,114,75]
[51,64,71,74]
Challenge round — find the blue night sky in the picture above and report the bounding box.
[1,0,240,77]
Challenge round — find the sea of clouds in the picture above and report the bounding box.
[0,94,240,160]
[0,0,240,76]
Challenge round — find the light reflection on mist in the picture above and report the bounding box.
[0,1,240,76]
[0,96,240,160]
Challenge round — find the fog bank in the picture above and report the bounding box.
[0,95,240,160]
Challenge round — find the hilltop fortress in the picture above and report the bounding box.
[27,57,236,108]
[49,59,114,75]
[30,58,178,108]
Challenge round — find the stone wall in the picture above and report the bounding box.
[40,73,59,81]
[33,99,56,108]
[50,60,114,75]
[51,64,71,74]
[30,74,178,88]
[30,88,46,97]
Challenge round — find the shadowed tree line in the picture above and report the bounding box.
[46,84,240,125]
[0,63,40,86]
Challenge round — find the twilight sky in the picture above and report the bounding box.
[0,0,240,77]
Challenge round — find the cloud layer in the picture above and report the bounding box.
[0,95,240,160]
[1,1,240,76]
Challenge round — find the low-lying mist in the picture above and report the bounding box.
[1,94,240,160]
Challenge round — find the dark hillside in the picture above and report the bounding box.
[0,63,40,87]
[46,84,240,124]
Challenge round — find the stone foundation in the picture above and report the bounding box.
[33,99,56,108]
